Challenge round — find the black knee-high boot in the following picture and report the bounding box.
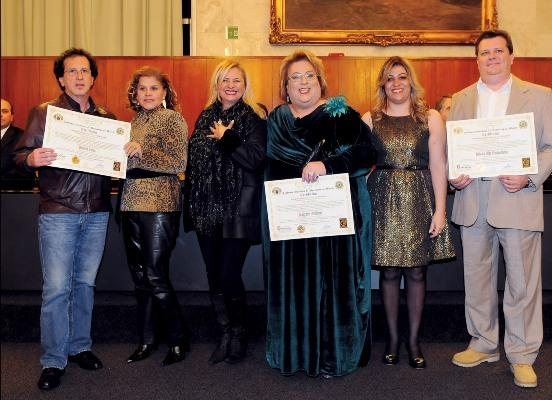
[226,295,247,364]
[157,291,188,366]
[127,289,158,363]
[208,293,231,364]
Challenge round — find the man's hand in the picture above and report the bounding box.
[449,174,473,190]
[26,148,57,167]
[498,175,529,193]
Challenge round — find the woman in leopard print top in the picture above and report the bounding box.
[121,66,188,367]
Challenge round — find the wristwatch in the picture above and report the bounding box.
[525,177,537,189]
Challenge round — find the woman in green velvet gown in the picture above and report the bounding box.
[262,50,376,377]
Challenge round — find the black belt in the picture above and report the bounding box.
[126,169,176,179]
[376,165,428,170]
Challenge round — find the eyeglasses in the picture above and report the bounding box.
[64,68,91,77]
[288,71,318,83]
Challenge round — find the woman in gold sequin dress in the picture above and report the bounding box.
[362,56,455,369]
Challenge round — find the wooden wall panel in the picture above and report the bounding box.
[37,59,61,105]
[433,59,479,106]
[103,57,174,122]
[173,58,209,129]
[533,60,552,86]
[238,58,275,118]
[270,59,284,109]
[409,59,437,108]
[2,56,550,134]
[1,58,42,127]
[335,58,372,115]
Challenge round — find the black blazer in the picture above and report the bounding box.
[1,125,35,189]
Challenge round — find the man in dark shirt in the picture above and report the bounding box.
[14,48,116,391]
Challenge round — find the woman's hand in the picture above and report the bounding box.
[302,161,326,183]
[124,141,143,159]
[429,212,447,238]
[207,119,234,140]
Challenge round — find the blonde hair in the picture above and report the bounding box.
[205,59,266,119]
[372,56,428,124]
[278,49,327,102]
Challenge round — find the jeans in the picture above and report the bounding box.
[38,212,109,369]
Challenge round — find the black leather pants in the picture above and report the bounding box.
[122,211,185,346]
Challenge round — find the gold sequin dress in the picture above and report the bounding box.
[368,114,455,267]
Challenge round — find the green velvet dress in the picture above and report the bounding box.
[262,101,375,377]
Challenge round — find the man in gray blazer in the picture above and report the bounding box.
[449,30,552,388]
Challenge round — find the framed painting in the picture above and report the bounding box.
[269,0,498,46]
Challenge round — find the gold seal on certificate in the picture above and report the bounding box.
[264,173,355,241]
[446,112,539,179]
[42,105,130,179]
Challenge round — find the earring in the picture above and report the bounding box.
[162,99,167,108]
[286,95,290,103]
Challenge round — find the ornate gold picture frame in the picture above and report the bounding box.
[269,0,498,46]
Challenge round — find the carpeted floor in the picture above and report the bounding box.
[1,341,551,400]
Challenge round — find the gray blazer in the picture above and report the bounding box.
[450,75,552,232]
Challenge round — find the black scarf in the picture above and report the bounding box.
[185,99,251,235]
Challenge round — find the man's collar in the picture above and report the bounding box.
[62,93,96,113]
[477,75,513,93]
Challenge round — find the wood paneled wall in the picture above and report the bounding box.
[2,56,551,131]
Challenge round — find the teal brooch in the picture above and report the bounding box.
[324,95,348,117]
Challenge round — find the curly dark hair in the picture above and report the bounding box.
[126,66,179,112]
[53,48,98,90]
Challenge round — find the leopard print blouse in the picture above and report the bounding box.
[120,107,188,212]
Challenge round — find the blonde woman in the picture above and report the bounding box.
[183,59,267,364]
[362,56,455,369]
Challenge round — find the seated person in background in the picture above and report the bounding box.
[435,94,452,122]
[1,98,36,189]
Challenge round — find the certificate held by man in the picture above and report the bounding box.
[42,105,130,179]
[264,173,355,241]
[446,112,538,179]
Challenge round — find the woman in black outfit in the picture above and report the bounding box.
[184,59,267,364]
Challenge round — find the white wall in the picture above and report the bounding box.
[193,0,552,57]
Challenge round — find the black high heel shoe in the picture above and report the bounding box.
[162,345,186,366]
[406,344,426,369]
[127,344,157,363]
[382,342,399,365]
